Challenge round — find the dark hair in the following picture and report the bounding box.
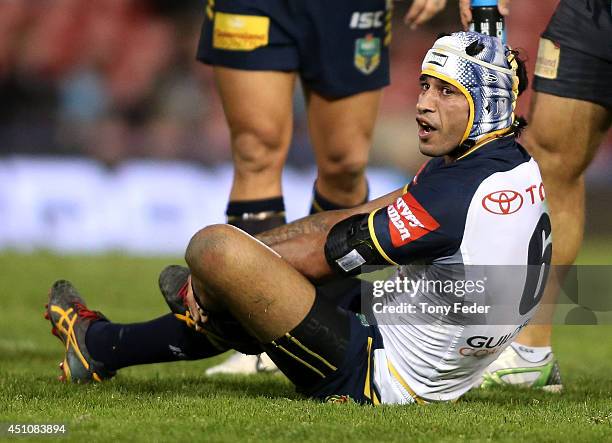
[507,49,529,137]
[509,49,529,96]
[509,115,528,138]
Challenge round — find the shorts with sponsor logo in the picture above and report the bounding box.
[533,0,612,108]
[196,0,391,98]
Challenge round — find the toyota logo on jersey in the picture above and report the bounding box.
[482,190,523,215]
[387,193,440,247]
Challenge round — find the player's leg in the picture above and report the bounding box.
[186,225,316,341]
[513,35,612,349]
[213,71,296,371]
[307,89,382,210]
[304,91,380,339]
[482,96,611,390]
[45,262,271,382]
[516,94,612,346]
[211,69,316,374]
[480,3,612,388]
[295,0,391,214]
[215,67,296,234]
[185,224,378,401]
[45,281,226,382]
[197,0,300,234]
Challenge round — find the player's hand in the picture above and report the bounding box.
[185,275,208,331]
[459,0,511,29]
[404,0,447,30]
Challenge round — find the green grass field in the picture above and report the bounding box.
[1,241,611,442]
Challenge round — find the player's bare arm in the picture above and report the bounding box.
[180,187,405,322]
[256,188,404,280]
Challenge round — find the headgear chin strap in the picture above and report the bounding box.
[421,31,520,145]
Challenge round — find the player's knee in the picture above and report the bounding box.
[524,134,586,181]
[185,225,236,276]
[231,127,287,175]
[317,148,368,186]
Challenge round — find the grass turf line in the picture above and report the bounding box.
[0,249,611,442]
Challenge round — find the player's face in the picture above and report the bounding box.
[416,75,470,158]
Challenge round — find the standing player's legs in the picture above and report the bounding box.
[215,67,296,234]
[297,0,391,214]
[197,0,301,235]
[516,93,612,347]
[307,89,382,211]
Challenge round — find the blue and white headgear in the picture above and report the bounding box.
[421,31,520,145]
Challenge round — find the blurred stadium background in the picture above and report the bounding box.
[1,0,610,255]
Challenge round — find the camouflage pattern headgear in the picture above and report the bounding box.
[421,32,520,144]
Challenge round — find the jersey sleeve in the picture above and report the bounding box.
[367,177,467,265]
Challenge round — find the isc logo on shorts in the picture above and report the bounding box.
[350,11,385,29]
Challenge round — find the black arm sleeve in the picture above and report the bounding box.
[324,213,387,276]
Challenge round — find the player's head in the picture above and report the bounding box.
[417,31,527,158]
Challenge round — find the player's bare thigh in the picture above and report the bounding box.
[523,92,612,178]
[306,89,382,204]
[213,67,297,199]
[185,224,316,342]
[514,93,611,344]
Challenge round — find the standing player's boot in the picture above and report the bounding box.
[45,280,116,383]
[158,265,264,357]
[479,345,563,392]
[205,352,279,376]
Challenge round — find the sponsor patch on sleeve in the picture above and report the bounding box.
[387,193,440,247]
[213,12,270,51]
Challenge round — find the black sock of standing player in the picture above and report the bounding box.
[226,197,286,235]
[85,314,224,371]
[309,182,369,215]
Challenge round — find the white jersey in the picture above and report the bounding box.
[367,136,551,403]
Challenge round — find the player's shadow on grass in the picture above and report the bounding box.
[115,374,302,401]
[97,373,612,404]
[461,385,609,405]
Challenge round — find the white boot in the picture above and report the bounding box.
[205,352,279,375]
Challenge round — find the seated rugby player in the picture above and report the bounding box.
[46,32,554,403]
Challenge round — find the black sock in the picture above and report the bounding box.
[309,182,369,215]
[226,197,286,235]
[85,313,223,371]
